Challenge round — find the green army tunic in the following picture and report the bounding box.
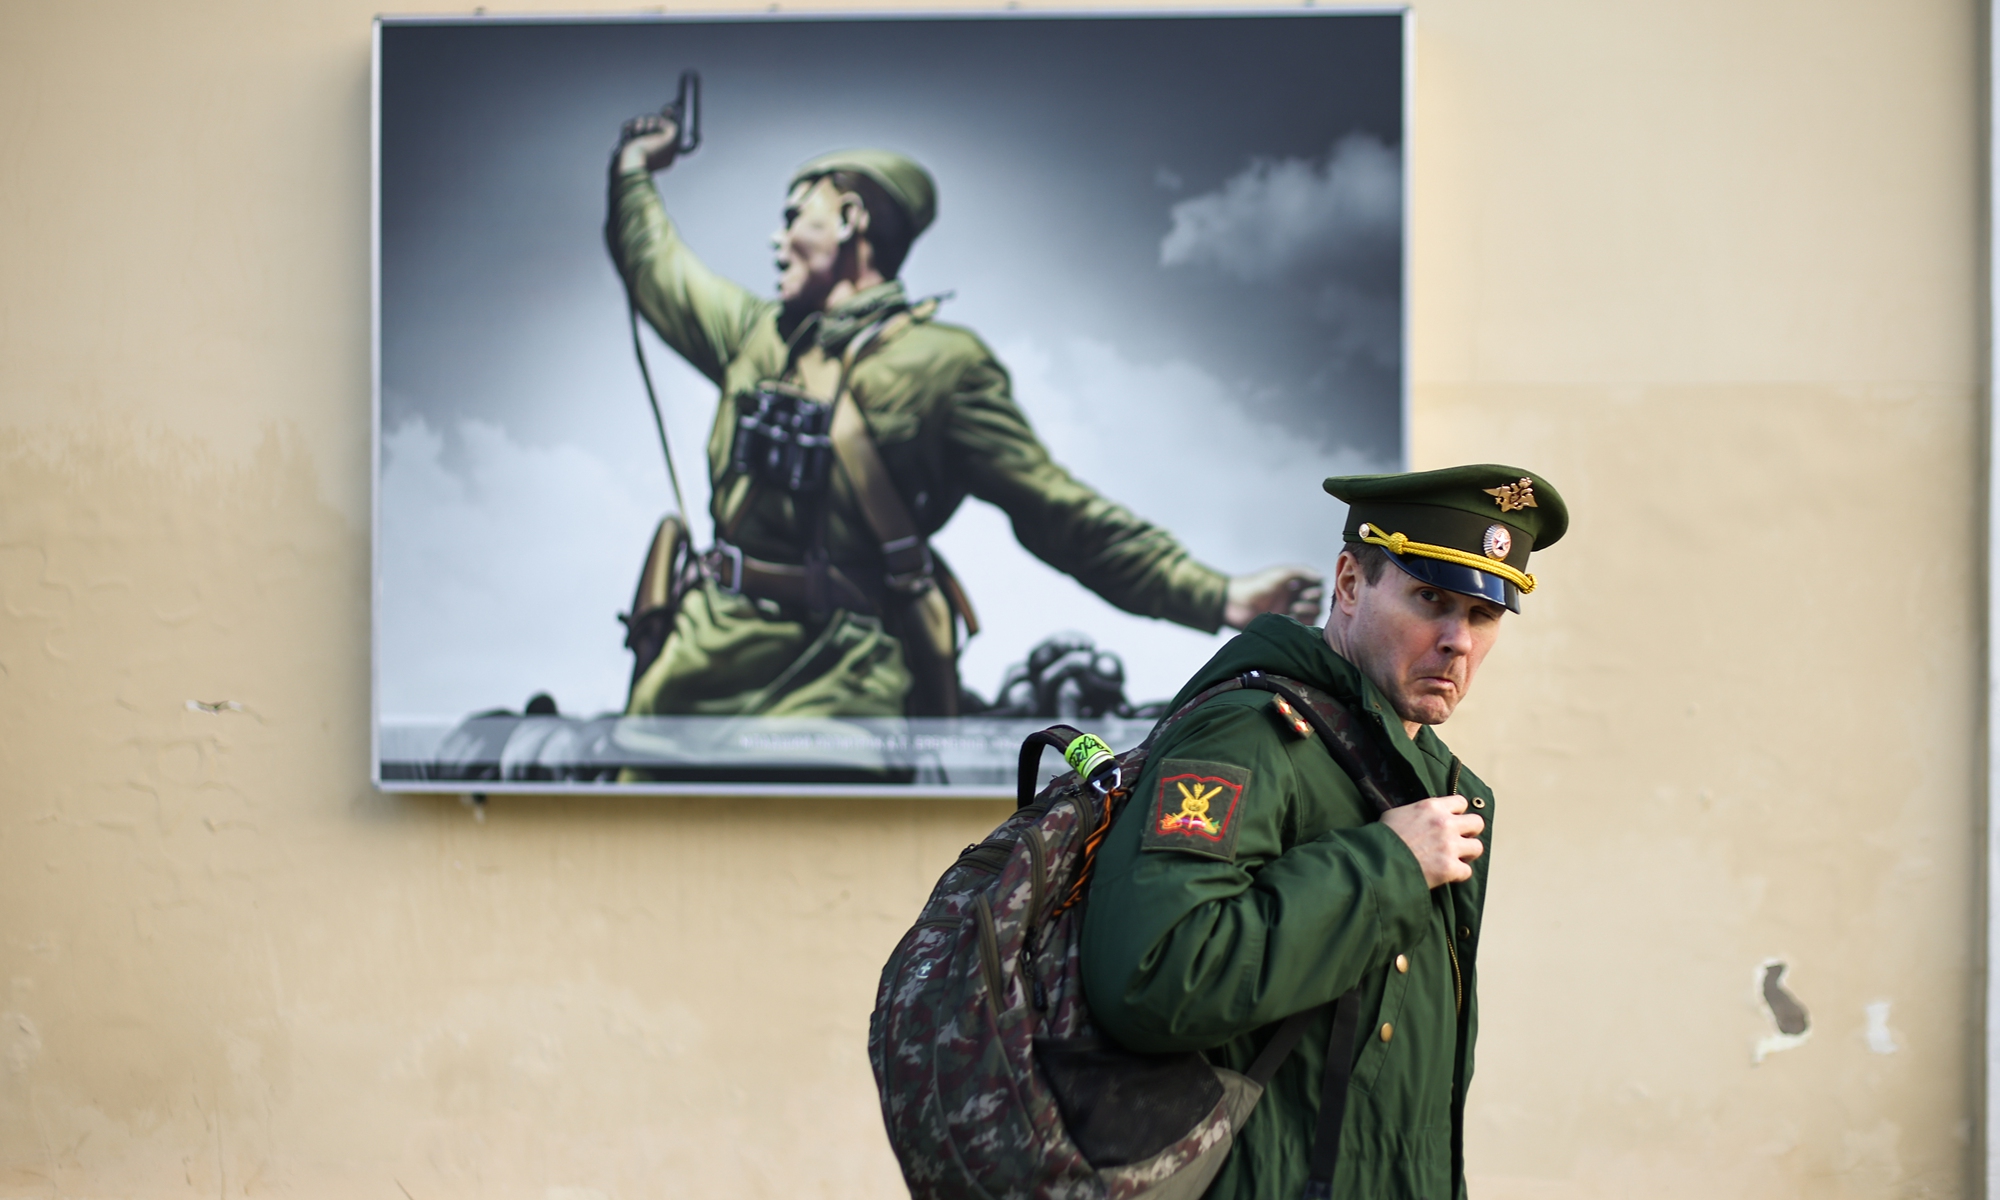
[1082,614,1491,1200]
[607,167,1229,716]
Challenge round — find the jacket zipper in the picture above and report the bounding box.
[1444,915,1464,1013]
[1444,755,1465,1012]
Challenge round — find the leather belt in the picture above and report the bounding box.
[704,541,883,616]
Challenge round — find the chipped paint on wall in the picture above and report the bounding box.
[1864,1001,1901,1055]
[1753,959,1810,1064]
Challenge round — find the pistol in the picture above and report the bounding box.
[662,70,701,155]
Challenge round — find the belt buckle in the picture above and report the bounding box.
[712,542,745,593]
[881,534,933,593]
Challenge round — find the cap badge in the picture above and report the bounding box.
[1481,524,1512,560]
[1483,477,1538,513]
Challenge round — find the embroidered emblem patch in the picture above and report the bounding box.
[1482,477,1538,513]
[1481,524,1512,560]
[1141,759,1250,861]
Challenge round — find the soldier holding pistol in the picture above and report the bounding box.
[607,113,1324,720]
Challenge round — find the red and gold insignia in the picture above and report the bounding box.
[1483,478,1538,513]
[1268,694,1313,739]
[1141,760,1250,861]
[1481,523,1512,560]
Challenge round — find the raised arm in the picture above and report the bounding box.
[605,117,771,385]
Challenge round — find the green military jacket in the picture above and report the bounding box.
[606,167,1228,632]
[1082,614,1492,1200]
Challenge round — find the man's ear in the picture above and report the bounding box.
[837,193,870,245]
[1331,548,1365,616]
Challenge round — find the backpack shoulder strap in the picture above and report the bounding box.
[1143,670,1427,814]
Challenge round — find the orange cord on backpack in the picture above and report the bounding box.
[1049,785,1130,921]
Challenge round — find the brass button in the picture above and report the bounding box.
[1470,796,1486,809]
[1379,1023,1394,1043]
[1394,954,1409,974]
[1460,926,1473,940]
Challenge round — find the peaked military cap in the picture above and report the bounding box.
[790,149,937,239]
[1323,464,1567,613]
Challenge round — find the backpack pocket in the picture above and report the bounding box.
[1032,1036,1224,1168]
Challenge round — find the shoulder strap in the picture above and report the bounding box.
[827,314,933,586]
[1146,670,1427,815]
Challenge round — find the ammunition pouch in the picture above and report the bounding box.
[732,383,833,496]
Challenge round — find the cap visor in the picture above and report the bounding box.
[1382,550,1520,613]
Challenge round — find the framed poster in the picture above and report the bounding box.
[373,7,1409,795]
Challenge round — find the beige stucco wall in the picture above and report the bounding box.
[0,0,1981,1196]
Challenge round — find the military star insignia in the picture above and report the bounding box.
[1483,478,1538,513]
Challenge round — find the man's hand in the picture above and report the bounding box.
[1380,796,1485,888]
[616,113,682,175]
[1223,564,1325,629]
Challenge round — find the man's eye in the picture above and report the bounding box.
[1418,589,1440,602]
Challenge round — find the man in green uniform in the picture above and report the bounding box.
[607,114,1322,718]
[1082,465,1567,1199]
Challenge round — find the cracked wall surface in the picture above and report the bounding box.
[0,0,1982,1197]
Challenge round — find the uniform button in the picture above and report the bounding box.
[1379,1023,1394,1043]
[1460,926,1472,940]
[1394,954,1409,974]
[1470,796,1486,809]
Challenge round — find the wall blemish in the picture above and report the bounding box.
[1864,1001,1900,1054]
[1753,958,1811,1063]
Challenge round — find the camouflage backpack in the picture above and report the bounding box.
[867,670,1424,1200]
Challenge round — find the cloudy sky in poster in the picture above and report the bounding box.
[377,14,1403,720]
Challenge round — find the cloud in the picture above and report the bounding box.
[379,341,1389,720]
[1159,134,1401,284]
[378,418,665,720]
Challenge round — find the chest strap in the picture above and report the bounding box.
[825,314,935,589]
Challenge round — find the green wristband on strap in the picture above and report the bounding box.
[1063,733,1116,782]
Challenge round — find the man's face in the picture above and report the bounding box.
[772,178,859,309]
[1330,550,1507,729]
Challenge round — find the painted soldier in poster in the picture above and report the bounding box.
[605,116,1325,720]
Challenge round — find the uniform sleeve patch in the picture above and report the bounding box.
[1141,759,1251,861]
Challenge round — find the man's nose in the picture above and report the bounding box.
[1438,617,1472,655]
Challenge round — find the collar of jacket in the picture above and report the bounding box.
[1175,613,1455,789]
[815,280,910,354]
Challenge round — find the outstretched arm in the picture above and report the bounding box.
[949,354,1324,630]
[605,116,770,385]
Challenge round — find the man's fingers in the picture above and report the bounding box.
[1456,833,1485,862]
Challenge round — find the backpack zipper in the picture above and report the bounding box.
[1021,827,1048,928]
[1019,827,1050,1013]
[974,893,1006,1014]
